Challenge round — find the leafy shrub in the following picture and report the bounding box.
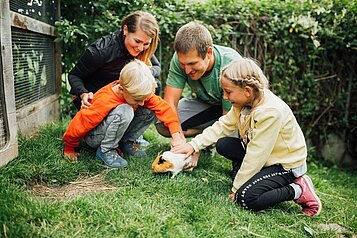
[56,0,357,155]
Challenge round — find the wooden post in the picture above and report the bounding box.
[55,0,62,95]
[0,0,19,166]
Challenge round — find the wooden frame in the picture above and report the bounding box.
[10,2,61,136]
[0,0,61,165]
[0,0,19,166]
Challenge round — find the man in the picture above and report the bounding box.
[156,21,241,138]
[155,21,242,169]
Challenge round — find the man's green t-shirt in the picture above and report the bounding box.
[166,45,241,112]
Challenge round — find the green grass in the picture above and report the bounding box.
[0,119,356,237]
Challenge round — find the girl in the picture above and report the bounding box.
[63,60,185,168]
[171,58,322,217]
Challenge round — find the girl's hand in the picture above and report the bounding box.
[80,92,94,109]
[184,151,200,169]
[170,142,194,159]
[229,192,236,201]
[170,142,199,169]
[64,151,79,161]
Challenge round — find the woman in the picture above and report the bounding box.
[68,11,160,155]
[69,11,160,110]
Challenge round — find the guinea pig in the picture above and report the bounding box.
[152,151,193,178]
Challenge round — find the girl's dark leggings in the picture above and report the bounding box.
[216,137,296,211]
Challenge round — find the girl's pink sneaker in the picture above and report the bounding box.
[294,175,322,217]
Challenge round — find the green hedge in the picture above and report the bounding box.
[56,0,357,155]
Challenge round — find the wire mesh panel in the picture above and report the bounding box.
[12,28,56,109]
[10,0,57,25]
[0,46,8,149]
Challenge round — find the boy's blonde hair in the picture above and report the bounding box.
[174,21,213,59]
[121,11,159,66]
[119,60,157,100]
[221,58,269,138]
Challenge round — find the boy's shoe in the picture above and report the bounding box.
[119,141,147,158]
[115,148,125,157]
[96,148,128,168]
[294,175,322,217]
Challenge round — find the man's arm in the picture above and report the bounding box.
[155,85,183,137]
[163,85,183,114]
[164,85,204,138]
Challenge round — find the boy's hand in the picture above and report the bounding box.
[64,151,79,161]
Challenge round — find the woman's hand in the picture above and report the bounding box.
[80,92,94,109]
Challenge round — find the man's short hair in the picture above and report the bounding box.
[174,22,213,59]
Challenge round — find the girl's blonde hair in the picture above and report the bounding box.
[221,58,269,138]
[119,60,157,100]
[121,11,159,66]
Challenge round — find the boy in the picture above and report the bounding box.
[63,60,185,168]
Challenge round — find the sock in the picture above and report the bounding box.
[290,183,302,200]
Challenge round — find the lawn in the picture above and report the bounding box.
[0,119,356,237]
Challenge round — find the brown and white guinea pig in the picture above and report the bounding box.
[152,151,193,178]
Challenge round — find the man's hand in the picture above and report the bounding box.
[170,132,186,148]
[80,92,94,109]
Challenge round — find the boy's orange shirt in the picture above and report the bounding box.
[62,81,180,152]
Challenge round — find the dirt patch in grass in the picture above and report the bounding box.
[316,223,357,238]
[30,171,115,200]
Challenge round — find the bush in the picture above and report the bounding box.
[56,0,357,157]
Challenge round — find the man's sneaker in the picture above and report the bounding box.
[231,161,240,180]
[136,135,150,147]
[294,175,322,217]
[119,141,147,158]
[202,145,216,157]
[96,147,128,168]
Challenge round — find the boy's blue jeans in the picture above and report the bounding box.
[85,104,155,153]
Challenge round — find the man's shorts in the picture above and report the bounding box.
[177,98,222,131]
